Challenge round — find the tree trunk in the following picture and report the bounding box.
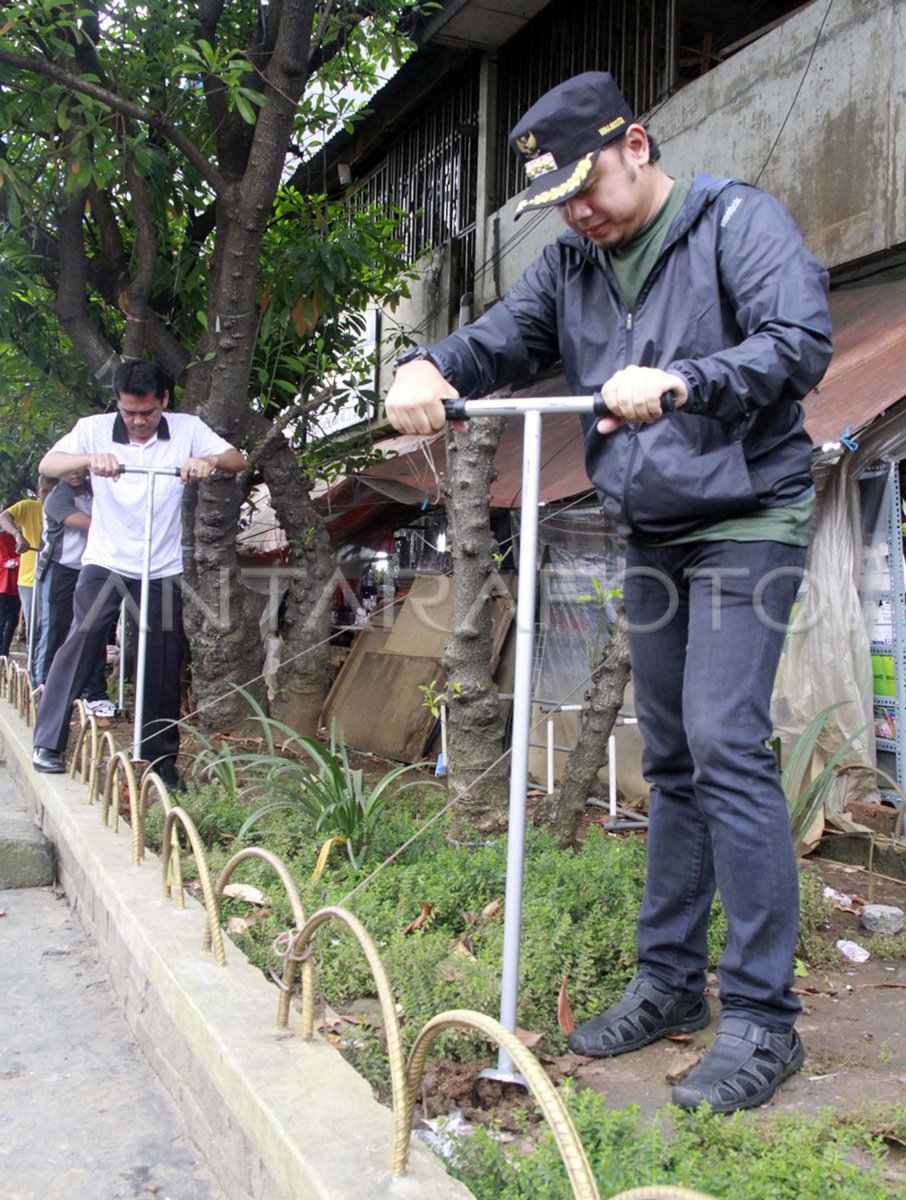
[181,477,268,731]
[444,416,511,837]
[534,606,632,848]
[260,440,333,736]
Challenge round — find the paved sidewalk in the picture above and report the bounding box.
[0,764,226,1200]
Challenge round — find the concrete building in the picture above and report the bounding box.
[303,0,905,388]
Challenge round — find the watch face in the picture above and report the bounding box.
[396,347,429,369]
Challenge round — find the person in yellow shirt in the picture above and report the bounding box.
[0,477,55,658]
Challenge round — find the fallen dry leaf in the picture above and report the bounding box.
[482,898,502,920]
[315,1004,361,1031]
[404,902,433,935]
[516,1028,544,1049]
[665,1052,702,1085]
[451,935,476,958]
[666,1033,691,1043]
[222,883,267,905]
[557,972,575,1036]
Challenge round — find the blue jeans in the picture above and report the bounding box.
[624,538,807,1029]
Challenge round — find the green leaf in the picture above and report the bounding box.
[234,93,256,125]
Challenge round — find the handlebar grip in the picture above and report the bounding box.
[592,391,677,418]
[116,464,183,476]
[442,398,469,421]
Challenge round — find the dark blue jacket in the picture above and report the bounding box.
[421,174,833,539]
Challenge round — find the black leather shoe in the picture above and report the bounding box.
[154,759,185,794]
[32,747,65,774]
[672,1017,804,1113]
[567,976,711,1058]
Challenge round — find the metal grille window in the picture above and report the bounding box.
[498,0,677,202]
[351,66,480,279]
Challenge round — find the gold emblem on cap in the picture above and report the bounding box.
[516,152,594,214]
[525,151,557,181]
[598,115,626,137]
[516,131,538,158]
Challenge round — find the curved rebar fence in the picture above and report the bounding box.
[0,679,722,1200]
[70,701,102,798]
[207,847,309,1029]
[285,906,411,1172]
[406,1009,600,1195]
[160,806,226,964]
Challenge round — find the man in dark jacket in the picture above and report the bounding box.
[34,469,110,713]
[386,72,833,1114]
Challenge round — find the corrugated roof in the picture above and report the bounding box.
[802,276,906,445]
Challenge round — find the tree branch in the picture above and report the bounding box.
[239,383,334,486]
[0,47,227,193]
[55,183,117,375]
[121,160,158,358]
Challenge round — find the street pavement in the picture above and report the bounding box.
[0,763,226,1200]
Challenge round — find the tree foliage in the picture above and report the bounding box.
[0,0,424,728]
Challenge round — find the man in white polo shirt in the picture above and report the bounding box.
[32,360,245,787]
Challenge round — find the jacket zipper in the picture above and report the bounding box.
[622,310,640,527]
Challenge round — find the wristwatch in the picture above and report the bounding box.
[394,345,444,374]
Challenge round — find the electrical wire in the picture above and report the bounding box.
[754,0,834,186]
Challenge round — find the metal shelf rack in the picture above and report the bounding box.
[861,463,906,797]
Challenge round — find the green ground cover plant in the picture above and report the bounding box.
[143,737,906,1197]
[145,770,854,1089]
[451,1093,906,1199]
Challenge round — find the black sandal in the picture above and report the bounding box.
[567,976,711,1058]
[672,1017,804,1113]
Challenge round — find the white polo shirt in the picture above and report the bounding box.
[52,412,234,579]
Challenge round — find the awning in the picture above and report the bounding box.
[316,414,594,543]
[316,273,906,544]
[802,275,906,445]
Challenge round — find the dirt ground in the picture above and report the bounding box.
[412,856,906,1187]
[562,859,906,1120]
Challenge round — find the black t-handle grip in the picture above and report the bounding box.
[593,391,677,418]
[442,398,469,420]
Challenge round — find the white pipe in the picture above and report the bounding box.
[132,473,155,761]
[494,408,542,1079]
[117,602,127,714]
[115,465,181,762]
[546,718,555,794]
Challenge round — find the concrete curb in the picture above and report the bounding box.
[0,811,54,888]
[0,706,473,1200]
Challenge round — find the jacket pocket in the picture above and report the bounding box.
[623,421,759,536]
